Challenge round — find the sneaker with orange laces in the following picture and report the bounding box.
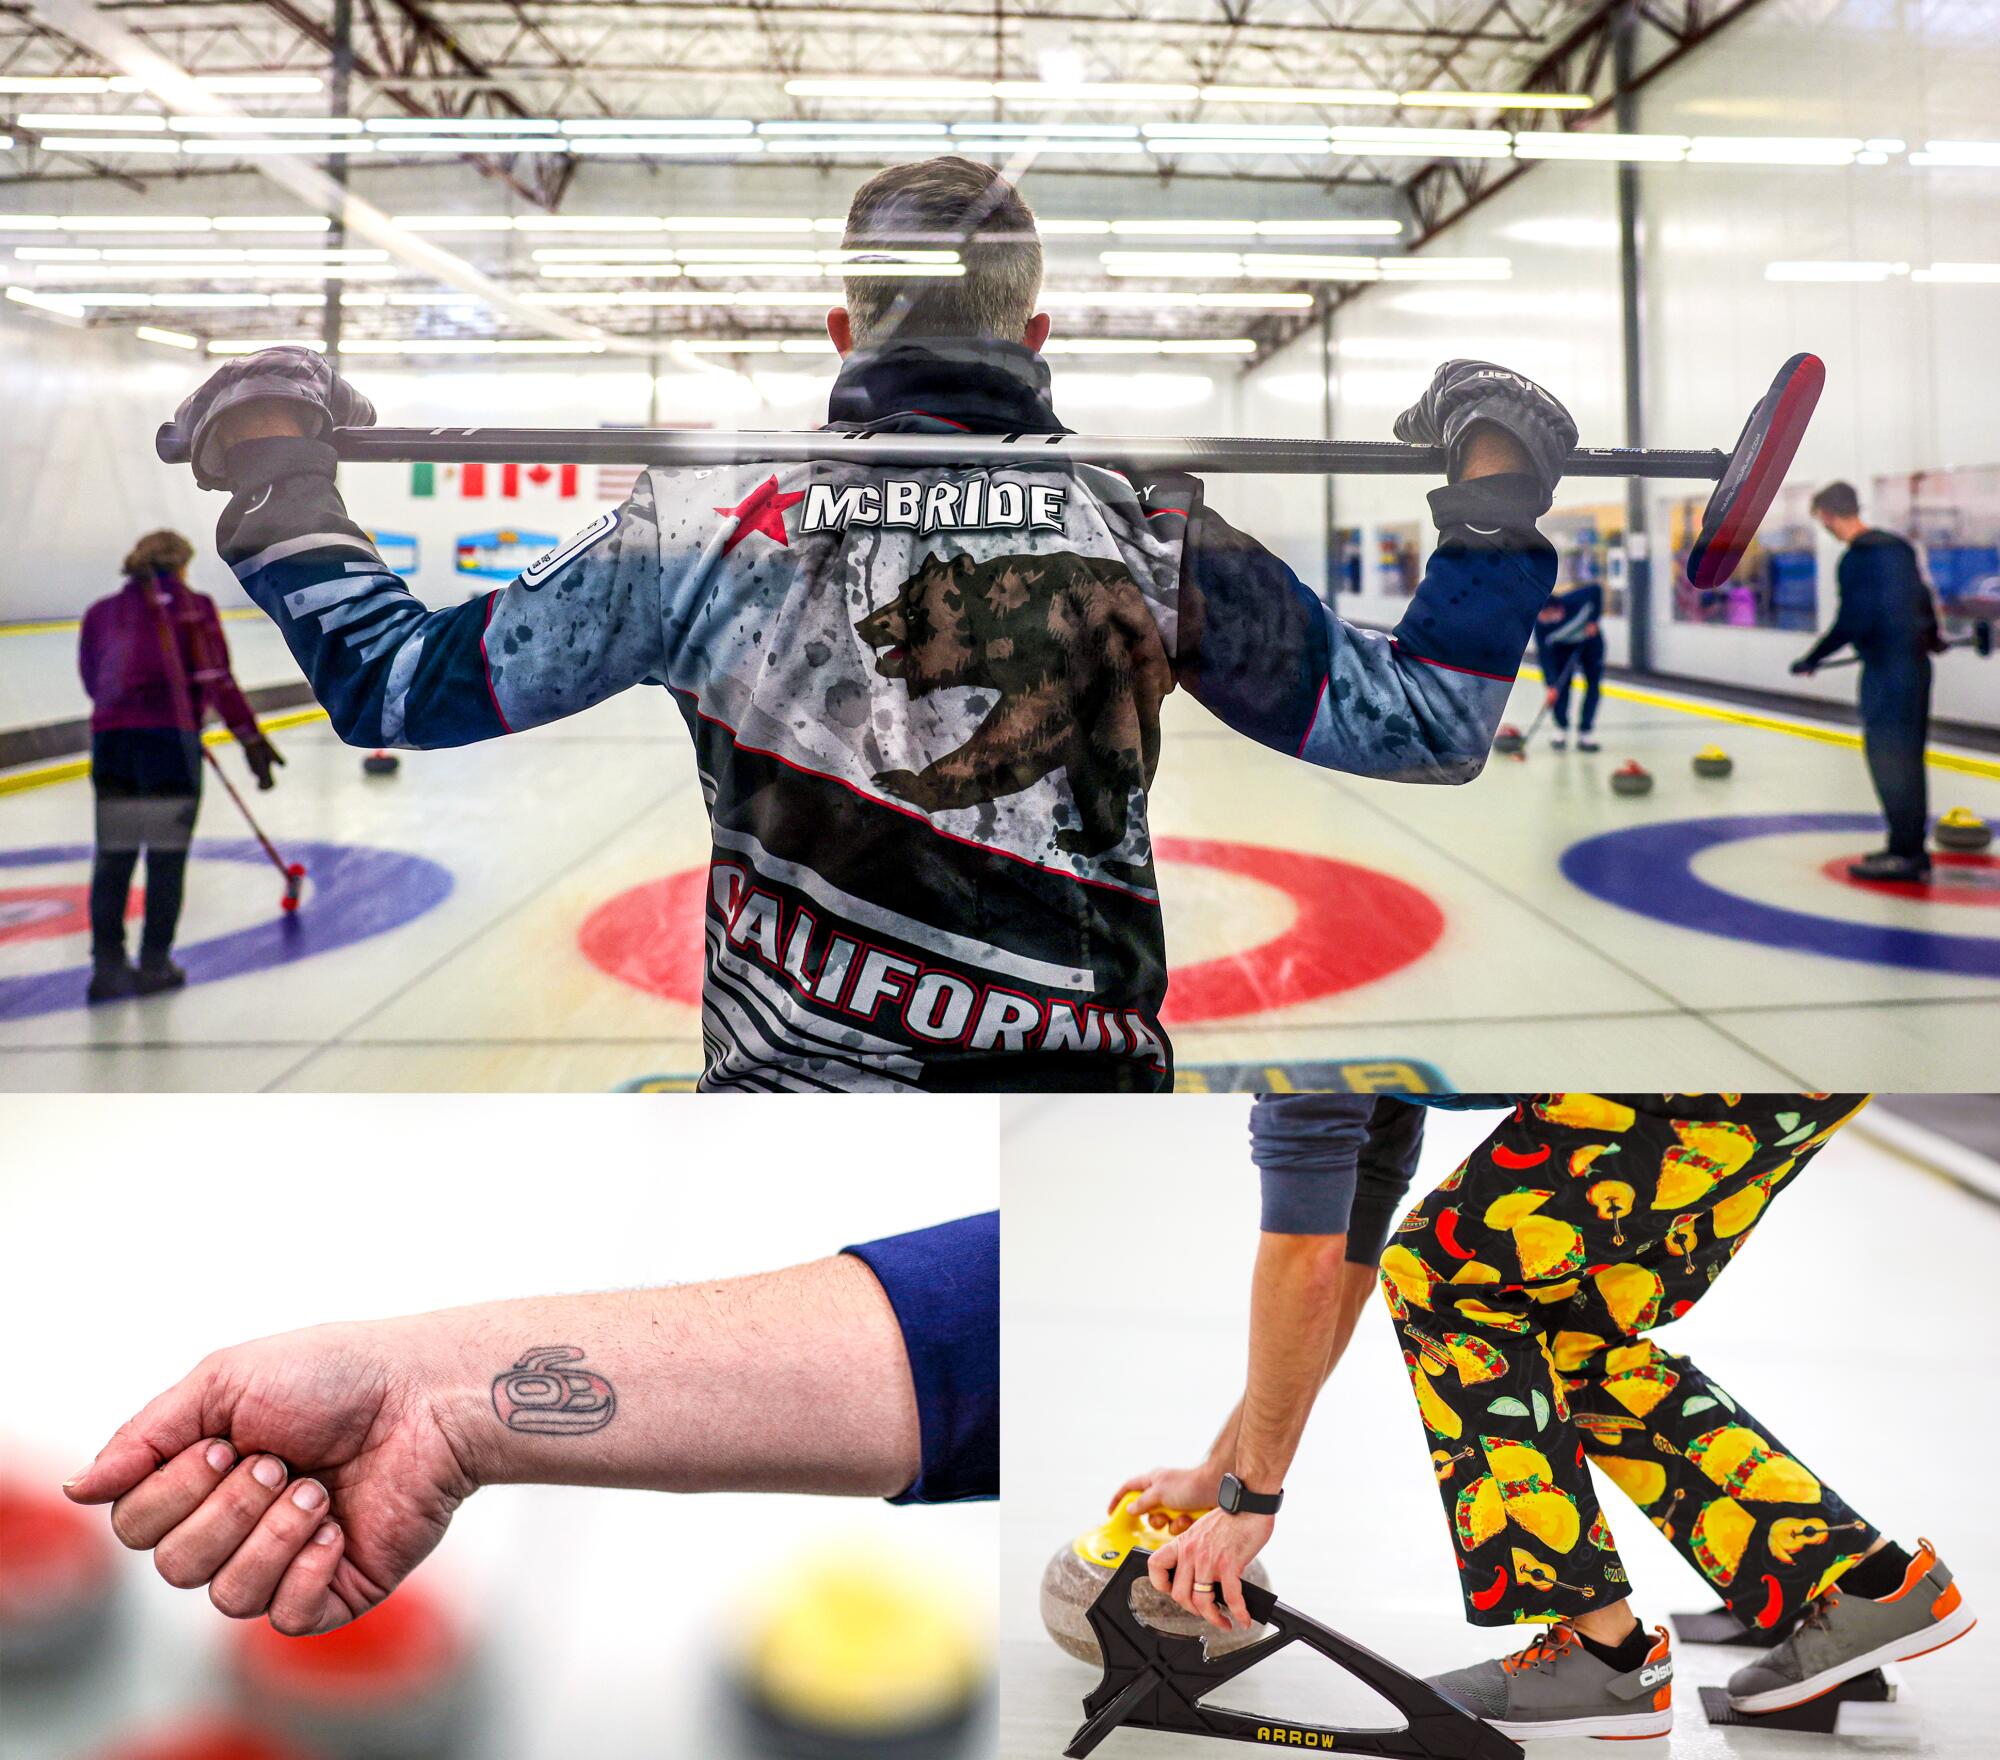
[1426,1621,1674,1741]
[1726,1539,1974,1714]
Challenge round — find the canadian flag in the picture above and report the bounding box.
[411,462,579,498]
[501,462,579,498]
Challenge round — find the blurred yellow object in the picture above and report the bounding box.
[745,1549,985,1735]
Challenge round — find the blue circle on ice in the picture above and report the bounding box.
[0,840,454,1021]
[1560,813,2000,979]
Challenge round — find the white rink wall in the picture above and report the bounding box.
[1237,0,2000,731]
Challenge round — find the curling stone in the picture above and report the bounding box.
[1041,1494,1270,1665]
[1610,760,1654,797]
[1934,808,1993,853]
[231,1581,472,1760]
[362,751,400,777]
[729,1545,989,1758]
[1493,724,1525,756]
[0,1476,118,1678]
[1692,745,1733,778]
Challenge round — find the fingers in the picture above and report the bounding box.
[66,1369,217,1504]
[204,1477,332,1623]
[1146,1538,1178,1598]
[269,1520,347,1636]
[1220,1569,1253,1635]
[106,1438,238,1549]
[1109,1476,1147,1515]
[151,1454,290,1591]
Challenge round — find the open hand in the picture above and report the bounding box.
[61,1321,475,1636]
[1145,1506,1275,1634]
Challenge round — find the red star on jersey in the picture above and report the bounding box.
[715,476,807,554]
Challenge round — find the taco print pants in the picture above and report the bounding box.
[1380,1094,1876,1629]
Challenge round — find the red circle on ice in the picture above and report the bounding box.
[0,884,136,948]
[576,836,1443,1023]
[1817,850,2000,907]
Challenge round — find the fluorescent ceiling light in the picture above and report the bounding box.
[0,76,115,94]
[1147,140,1334,157]
[759,121,948,136]
[182,139,376,155]
[1042,338,1256,354]
[949,122,1138,138]
[366,117,562,133]
[6,283,85,317]
[1198,290,1313,308]
[1864,138,1906,153]
[1254,219,1403,237]
[42,137,183,154]
[1764,260,1907,280]
[57,291,273,306]
[833,262,963,276]
[35,262,397,280]
[1142,123,1332,140]
[0,216,60,231]
[376,138,566,154]
[532,248,680,262]
[568,138,763,155]
[1686,136,1862,164]
[1100,251,1252,277]
[539,263,685,279]
[1911,261,2000,282]
[679,338,788,352]
[561,119,754,135]
[1200,85,1398,106]
[1402,90,1590,109]
[1034,220,1116,236]
[17,111,166,130]
[994,80,1200,103]
[953,138,1148,153]
[135,324,197,348]
[671,247,817,262]
[1244,253,1386,278]
[62,215,213,232]
[758,139,961,154]
[1511,132,1689,161]
[170,115,362,133]
[1854,150,1888,165]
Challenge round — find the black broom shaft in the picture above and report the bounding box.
[155,422,1728,479]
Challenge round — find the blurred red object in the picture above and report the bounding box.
[0,1474,118,1672]
[230,1585,473,1760]
[94,1715,322,1760]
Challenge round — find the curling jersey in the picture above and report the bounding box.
[212,340,1556,1091]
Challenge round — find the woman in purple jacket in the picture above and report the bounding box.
[78,530,281,1001]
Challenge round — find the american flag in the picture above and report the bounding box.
[595,420,712,502]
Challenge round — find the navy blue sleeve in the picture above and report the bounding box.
[842,1211,998,1505]
[1180,475,1555,783]
[1251,1095,1426,1264]
[1251,1094,1372,1234]
[1801,550,1867,668]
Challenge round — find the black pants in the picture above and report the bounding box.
[1539,635,1604,732]
[90,729,202,965]
[1859,661,1931,858]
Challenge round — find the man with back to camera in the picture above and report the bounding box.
[1793,481,1942,883]
[168,155,1574,1093]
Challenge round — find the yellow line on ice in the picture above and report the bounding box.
[1526,667,2000,782]
[0,708,330,797]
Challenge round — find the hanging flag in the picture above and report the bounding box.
[411,462,435,498]
[501,462,521,499]
[462,462,486,497]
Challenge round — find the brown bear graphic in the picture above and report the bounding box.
[854,548,1172,858]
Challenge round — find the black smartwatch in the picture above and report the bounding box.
[1217,1472,1283,1517]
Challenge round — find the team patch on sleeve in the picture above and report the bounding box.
[520,508,620,588]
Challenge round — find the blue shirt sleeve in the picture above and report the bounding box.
[1250,1095,1427,1263]
[842,1211,998,1505]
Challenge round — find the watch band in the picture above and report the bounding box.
[1218,1471,1284,1517]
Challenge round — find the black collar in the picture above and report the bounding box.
[826,339,1068,435]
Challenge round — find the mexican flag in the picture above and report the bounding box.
[411,462,579,498]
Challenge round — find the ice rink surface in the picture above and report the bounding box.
[0,1095,1000,1760]
[998,1097,1996,1759]
[2,649,1996,1092]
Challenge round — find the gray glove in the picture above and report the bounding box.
[174,345,377,491]
[1394,360,1577,509]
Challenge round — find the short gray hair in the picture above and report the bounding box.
[842,157,1043,346]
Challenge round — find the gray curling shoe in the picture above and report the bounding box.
[1427,1621,1674,1741]
[1727,1540,1975,1713]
